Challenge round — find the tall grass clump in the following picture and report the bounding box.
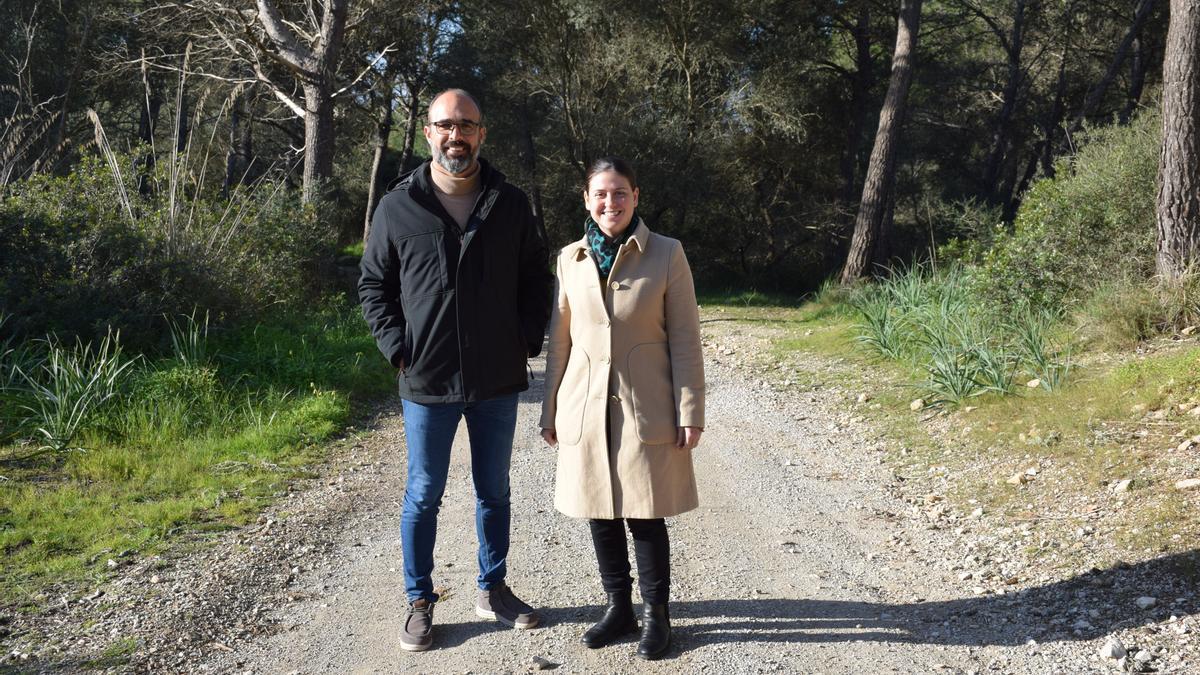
[166,310,210,368]
[17,332,136,454]
[1009,305,1073,390]
[853,294,908,359]
[849,264,1070,407]
[1076,272,1200,348]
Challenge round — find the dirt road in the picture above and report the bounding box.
[191,320,1185,675]
[10,319,1195,674]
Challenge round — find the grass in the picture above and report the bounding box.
[85,637,138,669]
[0,301,393,607]
[842,264,1074,406]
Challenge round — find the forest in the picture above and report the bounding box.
[3,0,1196,304]
[2,0,1200,620]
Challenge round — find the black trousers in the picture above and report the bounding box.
[588,517,670,605]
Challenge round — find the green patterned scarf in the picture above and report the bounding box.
[585,214,637,280]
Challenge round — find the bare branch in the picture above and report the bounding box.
[331,44,397,99]
[255,0,315,68]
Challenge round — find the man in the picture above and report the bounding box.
[359,89,552,652]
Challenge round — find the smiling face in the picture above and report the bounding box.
[584,170,639,237]
[423,91,486,175]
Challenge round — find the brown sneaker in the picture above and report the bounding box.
[400,598,434,651]
[474,582,541,629]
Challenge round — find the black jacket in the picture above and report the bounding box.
[359,159,552,403]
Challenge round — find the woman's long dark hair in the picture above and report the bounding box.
[584,156,638,191]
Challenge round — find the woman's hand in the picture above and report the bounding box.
[676,426,702,450]
[541,428,558,448]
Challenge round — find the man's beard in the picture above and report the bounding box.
[434,141,477,174]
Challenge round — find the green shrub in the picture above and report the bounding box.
[0,154,335,347]
[925,197,1005,266]
[972,110,1160,311]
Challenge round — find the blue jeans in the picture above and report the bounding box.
[400,393,519,603]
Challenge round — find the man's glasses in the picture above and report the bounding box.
[429,119,480,136]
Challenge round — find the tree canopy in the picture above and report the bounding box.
[0,0,1182,291]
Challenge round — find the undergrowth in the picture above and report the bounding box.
[0,301,393,606]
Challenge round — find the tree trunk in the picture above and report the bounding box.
[517,96,544,231]
[175,91,190,153]
[982,0,1027,204]
[224,86,254,195]
[302,81,336,205]
[875,188,897,266]
[1069,0,1158,134]
[363,87,394,244]
[136,84,162,196]
[1040,50,1070,178]
[840,0,923,284]
[839,0,873,210]
[256,0,348,204]
[1156,0,1200,279]
[398,85,420,173]
[1120,28,1149,123]
[47,12,92,171]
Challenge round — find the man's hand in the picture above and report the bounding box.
[395,357,405,373]
[540,428,558,447]
[676,426,702,450]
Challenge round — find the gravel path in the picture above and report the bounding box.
[5,318,1196,673]
[194,350,980,674]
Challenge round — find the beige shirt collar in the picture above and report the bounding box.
[429,160,481,196]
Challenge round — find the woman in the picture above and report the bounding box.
[540,156,704,660]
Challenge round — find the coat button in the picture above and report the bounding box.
[609,395,621,403]
[600,356,610,364]
[610,281,620,290]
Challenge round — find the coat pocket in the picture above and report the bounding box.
[555,347,590,445]
[628,342,676,445]
[398,231,447,298]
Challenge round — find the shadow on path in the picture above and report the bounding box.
[10,552,1197,672]
[548,550,1200,650]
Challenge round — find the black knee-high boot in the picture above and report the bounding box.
[636,602,671,659]
[581,589,639,648]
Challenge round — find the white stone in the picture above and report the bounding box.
[1136,596,1158,610]
[1099,639,1126,660]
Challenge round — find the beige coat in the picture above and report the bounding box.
[539,220,705,519]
